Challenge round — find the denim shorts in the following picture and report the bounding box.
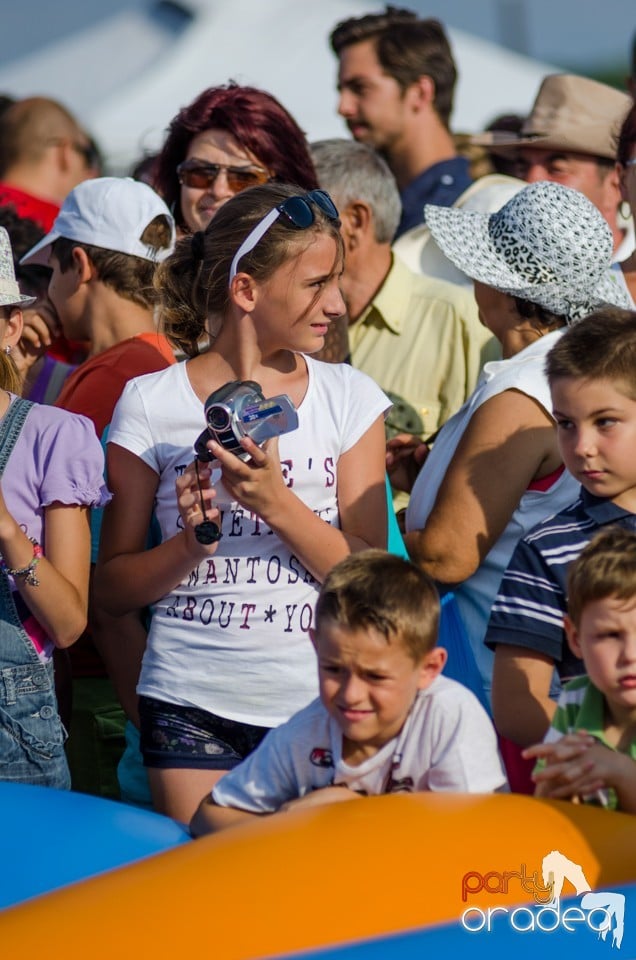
[138,696,270,770]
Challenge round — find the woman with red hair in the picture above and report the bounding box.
[154,83,318,235]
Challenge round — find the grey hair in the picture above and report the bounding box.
[310,138,401,243]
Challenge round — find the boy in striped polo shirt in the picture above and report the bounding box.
[487,307,636,750]
[522,527,636,811]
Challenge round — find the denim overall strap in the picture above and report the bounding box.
[0,397,70,788]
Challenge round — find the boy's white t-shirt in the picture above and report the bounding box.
[212,675,507,811]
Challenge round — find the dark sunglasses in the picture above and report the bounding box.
[71,141,100,170]
[47,137,100,170]
[177,160,270,193]
[229,190,340,283]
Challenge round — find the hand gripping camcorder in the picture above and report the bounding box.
[194,380,298,463]
[192,380,299,545]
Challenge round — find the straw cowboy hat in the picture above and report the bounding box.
[471,74,631,161]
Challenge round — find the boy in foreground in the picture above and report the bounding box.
[191,550,506,836]
[523,527,636,812]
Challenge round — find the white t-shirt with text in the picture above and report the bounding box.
[108,356,389,726]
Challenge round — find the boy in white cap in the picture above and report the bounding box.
[21,176,176,801]
[22,176,176,437]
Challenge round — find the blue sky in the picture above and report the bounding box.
[0,0,633,75]
[407,0,634,74]
[0,0,636,69]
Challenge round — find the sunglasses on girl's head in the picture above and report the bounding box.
[228,190,340,284]
[177,160,271,193]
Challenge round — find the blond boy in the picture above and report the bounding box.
[191,550,506,836]
[524,527,636,812]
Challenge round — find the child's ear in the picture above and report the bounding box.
[229,273,258,313]
[309,627,318,651]
[72,246,95,284]
[564,615,583,659]
[3,307,23,348]
[417,646,447,689]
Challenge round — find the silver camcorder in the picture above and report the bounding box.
[194,380,299,463]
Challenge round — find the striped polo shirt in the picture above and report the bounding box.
[485,488,636,679]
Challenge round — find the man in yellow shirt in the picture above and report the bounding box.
[311,138,498,440]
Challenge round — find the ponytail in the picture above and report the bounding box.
[0,348,22,394]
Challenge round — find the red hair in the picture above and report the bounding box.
[154,83,318,230]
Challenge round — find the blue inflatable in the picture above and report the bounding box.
[0,782,189,909]
[294,882,636,960]
[2,790,635,960]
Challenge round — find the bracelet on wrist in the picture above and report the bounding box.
[0,537,43,587]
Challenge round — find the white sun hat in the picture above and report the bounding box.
[0,227,36,308]
[425,181,631,321]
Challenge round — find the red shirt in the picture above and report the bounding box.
[55,332,176,439]
[0,181,59,231]
[55,331,176,677]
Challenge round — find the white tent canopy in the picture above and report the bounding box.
[0,0,561,173]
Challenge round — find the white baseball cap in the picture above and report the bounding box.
[21,177,176,267]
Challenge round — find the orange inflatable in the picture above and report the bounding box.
[1,792,635,959]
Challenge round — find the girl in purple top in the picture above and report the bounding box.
[0,227,108,788]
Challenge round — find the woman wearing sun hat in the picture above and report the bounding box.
[399,181,630,716]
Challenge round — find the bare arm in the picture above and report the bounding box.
[190,795,260,836]
[491,645,557,746]
[404,390,560,583]
[278,785,361,811]
[209,414,388,584]
[89,576,147,727]
[190,785,361,837]
[0,492,91,648]
[94,445,221,615]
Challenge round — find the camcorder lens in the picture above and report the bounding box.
[207,406,231,432]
